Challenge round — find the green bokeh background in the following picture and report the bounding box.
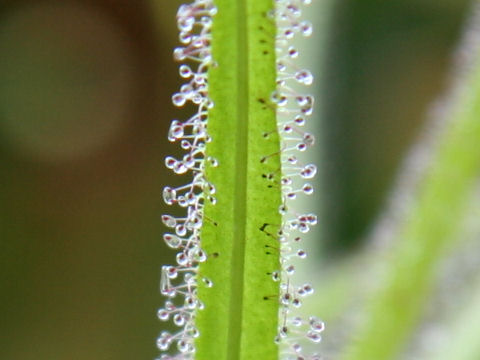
[0,0,473,359]
[323,0,471,253]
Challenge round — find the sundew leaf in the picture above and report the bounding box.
[160,1,319,359]
[432,272,480,360]
[341,7,480,359]
[195,0,282,359]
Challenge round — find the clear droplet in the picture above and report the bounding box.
[302,184,314,195]
[309,317,325,332]
[176,252,189,266]
[295,70,313,85]
[179,31,192,44]
[179,64,193,78]
[291,317,303,327]
[307,214,317,225]
[173,161,188,174]
[300,21,313,36]
[297,142,307,152]
[281,293,292,305]
[297,249,307,259]
[298,223,309,233]
[306,330,322,343]
[165,156,177,169]
[287,155,298,164]
[281,177,292,185]
[303,133,315,146]
[168,124,184,142]
[173,313,185,326]
[283,125,293,133]
[178,16,195,33]
[294,115,305,126]
[177,339,193,353]
[288,46,299,58]
[185,295,197,310]
[156,332,172,351]
[157,309,170,321]
[162,215,176,228]
[292,298,302,307]
[172,93,186,107]
[292,343,302,353]
[175,224,187,236]
[301,164,317,179]
[286,264,295,275]
[303,284,314,295]
[173,47,186,61]
[165,266,178,279]
[163,187,177,205]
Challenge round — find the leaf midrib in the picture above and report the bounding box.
[227,0,248,358]
[195,0,280,358]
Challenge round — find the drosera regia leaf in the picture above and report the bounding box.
[195,0,281,358]
[340,4,480,359]
[158,0,322,359]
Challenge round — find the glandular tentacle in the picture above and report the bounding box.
[274,0,325,359]
[158,1,216,359]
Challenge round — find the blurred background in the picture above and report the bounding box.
[0,0,475,359]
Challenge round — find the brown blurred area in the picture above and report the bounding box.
[0,1,183,359]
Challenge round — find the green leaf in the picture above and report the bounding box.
[432,273,480,360]
[341,23,480,360]
[195,0,282,359]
